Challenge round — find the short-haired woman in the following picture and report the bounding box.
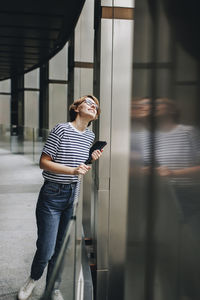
[18,95,102,300]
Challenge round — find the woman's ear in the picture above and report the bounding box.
[74,106,79,113]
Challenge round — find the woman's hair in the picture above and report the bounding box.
[69,95,101,126]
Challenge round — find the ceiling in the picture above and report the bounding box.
[0,0,85,81]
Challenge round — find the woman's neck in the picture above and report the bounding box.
[156,118,177,132]
[71,117,88,132]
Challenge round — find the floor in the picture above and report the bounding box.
[0,146,46,300]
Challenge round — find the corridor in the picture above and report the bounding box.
[0,147,45,300]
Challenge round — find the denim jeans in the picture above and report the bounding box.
[30,180,76,283]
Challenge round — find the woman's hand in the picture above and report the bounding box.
[156,166,173,177]
[73,164,91,175]
[91,149,103,162]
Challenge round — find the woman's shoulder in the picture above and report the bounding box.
[51,122,70,136]
[177,124,193,131]
[175,124,200,143]
[176,124,198,134]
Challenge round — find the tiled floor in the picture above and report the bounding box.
[0,147,46,300]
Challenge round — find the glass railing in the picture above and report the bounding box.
[0,124,49,164]
[0,124,11,151]
[0,124,94,300]
[41,182,93,300]
[42,213,77,300]
[41,181,93,300]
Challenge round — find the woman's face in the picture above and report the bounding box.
[77,98,98,120]
[132,99,151,119]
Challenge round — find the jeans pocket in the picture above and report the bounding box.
[43,182,60,196]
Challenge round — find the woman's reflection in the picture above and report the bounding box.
[155,98,200,223]
[131,97,151,167]
[131,97,200,299]
[154,98,200,300]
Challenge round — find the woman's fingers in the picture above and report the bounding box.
[156,166,172,177]
[74,149,103,176]
[91,149,102,161]
[74,164,91,175]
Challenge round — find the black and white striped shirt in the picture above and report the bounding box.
[135,124,200,187]
[42,122,95,184]
[155,124,200,187]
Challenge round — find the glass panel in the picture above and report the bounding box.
[58,224,76,300]
[0,125,49,164]
[33,128,49,164]
[126,0,200,300]
[0,124,11,150]
[41,220,76,300]
[23,126,34,161]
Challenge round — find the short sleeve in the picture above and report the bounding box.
[42,124,64,160]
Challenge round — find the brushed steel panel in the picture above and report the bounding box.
[127,1,200,300]
[156,6,171,63]
[99,19,113,191]
[176,45,198,82]
[97,16,133,300]
[107,19,132,299]
[132,69,152,97]
[96,270,108,300]
[132,0,154,64]
[176,86,198,125]
[83,172,93,237]
[97,190,109,269]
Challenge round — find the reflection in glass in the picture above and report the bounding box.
[154,98,200,299]
[130,97,200,300]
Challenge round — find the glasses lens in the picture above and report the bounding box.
[85,98,98,110]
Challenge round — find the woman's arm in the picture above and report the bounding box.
[40,153,91,175]
[156,165,200,178]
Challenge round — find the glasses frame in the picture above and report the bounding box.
[83,98,98,111]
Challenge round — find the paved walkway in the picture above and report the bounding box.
[0,147,46,300]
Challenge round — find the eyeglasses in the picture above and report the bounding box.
[84,98,98,111]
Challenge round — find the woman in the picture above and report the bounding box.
[18,95,103,300]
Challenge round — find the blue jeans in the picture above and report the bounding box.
[30,180,76,283]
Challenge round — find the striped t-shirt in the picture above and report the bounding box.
[135,124,200,187]
[42,122,95,184]
[155,124,200,187]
